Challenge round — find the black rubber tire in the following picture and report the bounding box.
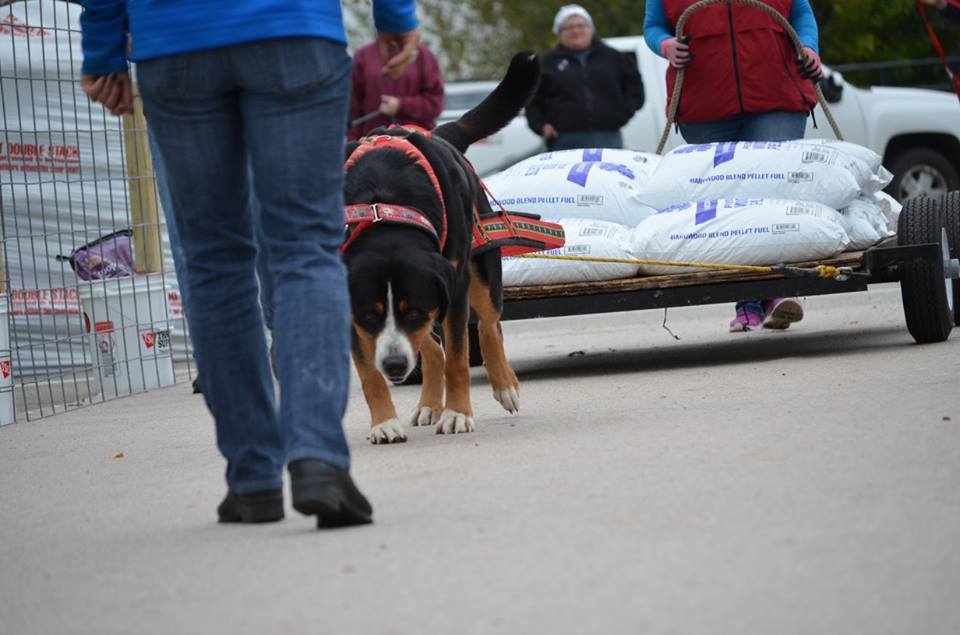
[943,191,960,326]
[887,148,960,203]
[898,196,953,344]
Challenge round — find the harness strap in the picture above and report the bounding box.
[918,1,960,104]
[342,203,441,253]
[343,127,448,248]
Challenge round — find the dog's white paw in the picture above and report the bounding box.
[368,418,407,444]
[408,406,434,427]
[493,386,520,414]
[435,409,475,435]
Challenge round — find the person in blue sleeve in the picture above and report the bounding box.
[80,0,420,528]
[644,0,822,333]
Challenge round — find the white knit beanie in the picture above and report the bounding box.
[552,4,594,35]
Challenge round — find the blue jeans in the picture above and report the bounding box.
[150,132,274,332]
[138,38,353,493]
[547,129,623,152]
[678,111,807,144]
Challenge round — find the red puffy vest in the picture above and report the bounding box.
[663,0,816,123]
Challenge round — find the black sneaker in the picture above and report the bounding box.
[288,459,373,528]
[217,489,284,523]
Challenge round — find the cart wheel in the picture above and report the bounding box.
[943,191,960,326]
[898,196,954,343]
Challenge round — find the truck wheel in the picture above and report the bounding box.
[898,196,953,343]
[888,148,959,203]
[943,191,960,326]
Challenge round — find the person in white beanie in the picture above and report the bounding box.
[525,4,645,151]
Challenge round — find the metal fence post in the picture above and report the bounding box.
[121,88,162,274]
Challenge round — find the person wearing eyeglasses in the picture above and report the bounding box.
[525,4,645,151]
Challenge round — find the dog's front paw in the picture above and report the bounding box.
[408,406,438,427]
[493,386,520,414]
[368,418,407,444]
[435,409,475,435]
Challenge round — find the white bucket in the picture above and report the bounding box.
[79,274,175,400]
[0,294,14,426]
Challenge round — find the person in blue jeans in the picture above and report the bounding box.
[644,0,823,332]
[80,0,421,527]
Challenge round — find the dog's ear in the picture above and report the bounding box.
[429,253,458,323]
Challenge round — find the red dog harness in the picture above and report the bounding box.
[342,125,564,256]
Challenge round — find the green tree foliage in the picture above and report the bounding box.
[347,0,959,89]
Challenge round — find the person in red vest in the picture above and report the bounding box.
[644,0,823,333]
[920,0,960,23]
[347,39,444,140]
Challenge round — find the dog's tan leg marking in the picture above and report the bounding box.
[469,272,520,414]
[437,315,474,434]
[353,326,405,444]
[409,331,445,426]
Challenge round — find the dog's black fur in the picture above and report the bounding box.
[343,51,540,370]
[342,52,540,440]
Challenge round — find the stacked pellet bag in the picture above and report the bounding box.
[630,140,898,273]
[484,148,661,286]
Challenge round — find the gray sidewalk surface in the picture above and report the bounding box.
[2,283,959,635]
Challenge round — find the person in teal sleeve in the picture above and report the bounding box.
[644,0,822,333]
[80,0,420,528]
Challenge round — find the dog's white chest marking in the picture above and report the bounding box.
[374,283,417,379]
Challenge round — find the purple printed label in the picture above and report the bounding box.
[565,162,635,187]
[694,200,719,225]
[582,149,603,162]
[713,142,737,167]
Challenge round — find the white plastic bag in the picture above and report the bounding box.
[639,141,870,210]
[869,191,903,234]
[629,198,850,275]
[502,218,638,286]
[794,139,893,193]
[485,149,660,228]
[836,199,884,250]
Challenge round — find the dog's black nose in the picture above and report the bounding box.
[381,355,408,379]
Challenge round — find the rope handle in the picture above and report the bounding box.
[655,0,843,154]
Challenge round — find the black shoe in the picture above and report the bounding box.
[192,377,202,394]
[288,459,373,528]
[217,489,284,523]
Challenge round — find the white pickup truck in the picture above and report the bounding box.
[442,35,960,202]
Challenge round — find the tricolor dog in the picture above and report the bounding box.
[342,52,540,444]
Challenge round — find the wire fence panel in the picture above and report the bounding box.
[1,0,191,424]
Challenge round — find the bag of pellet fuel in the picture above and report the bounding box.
[837,196,899,249]
[502,218,638,286]
[638,141,875,211]
[629,198,850,275]
[485,149,660,228]
[793,139,893,193]
[868,191,903,234]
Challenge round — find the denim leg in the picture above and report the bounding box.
[138,49,283,494]
[740,111,808,142]
[231,39,354,470]
[678,115,746,144]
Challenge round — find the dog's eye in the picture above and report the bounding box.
[361,311,381,327]
[404,309,424,323]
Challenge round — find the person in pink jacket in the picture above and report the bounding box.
[347,41,444,139]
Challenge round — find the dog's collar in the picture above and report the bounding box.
[342,203,442,253]
[343,129,448,253]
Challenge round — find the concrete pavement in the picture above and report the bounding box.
[1,283,959,635]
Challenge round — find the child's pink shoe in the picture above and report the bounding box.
[763,297,804,330]
[729,301,764,332]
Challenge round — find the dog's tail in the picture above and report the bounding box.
[433,52,540,155]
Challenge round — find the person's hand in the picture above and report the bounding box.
[919,0,948,9]
[379,95,400,117]
[541,123,559,141]
[80,72,133,116]
[376,30,421,80]
[660,36,691,69]
[796,46,823,81]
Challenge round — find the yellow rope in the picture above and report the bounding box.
[513,252,844,279]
